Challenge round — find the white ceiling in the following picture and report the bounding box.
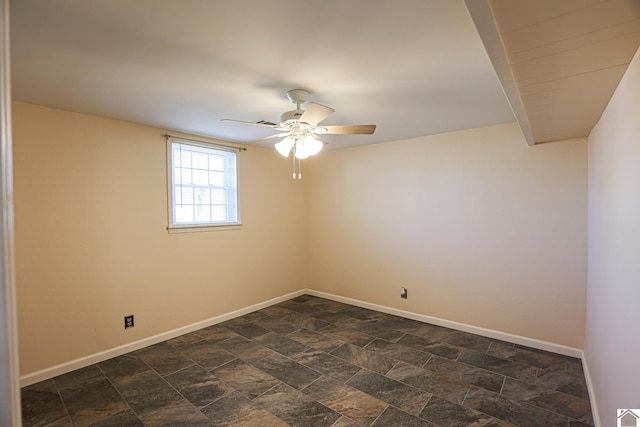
[12,1,639,150]
[9,0,517,150]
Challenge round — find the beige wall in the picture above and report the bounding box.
[586,46,640,425]
[13,102,306,375]
[12,102,591,377]
[306,123,588,348]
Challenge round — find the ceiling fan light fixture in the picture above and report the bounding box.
[275,136,295,157]
[294,139,311,159]
[305,135,323,156]
[293,135,323,159]
[222,89,376,178]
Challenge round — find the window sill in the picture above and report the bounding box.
[167,223,243,234]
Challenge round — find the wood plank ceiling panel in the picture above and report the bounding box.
[487,0,640,143]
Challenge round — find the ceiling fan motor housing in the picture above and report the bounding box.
[280,109,304,127]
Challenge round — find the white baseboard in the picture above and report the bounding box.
[20,289,306,387]
[305,289,583,358]
[21,288,585,388]
[581,352,601,427]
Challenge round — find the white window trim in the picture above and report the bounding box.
[166,136,242,232]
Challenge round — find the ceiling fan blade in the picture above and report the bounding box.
[221,118,279,128]
[319,124,376,134]
[298,103,335,126]
[247,132,289,144]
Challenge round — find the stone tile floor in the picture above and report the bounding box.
[21,295,594,426]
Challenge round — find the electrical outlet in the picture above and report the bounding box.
[124,315,134,329]
[400,287,408,299]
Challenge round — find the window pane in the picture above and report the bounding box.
[175,186,193,204]
[209,171,224,186]
[193,169,208,185]
[179,151,192,168]
[209,155,224,171]
[180,168,192,185]
[175,205,194,223]
[211,205,225,221]
[195,205,211,222]
[211,189,225,204]
[194,187,210,204]
[192,152,208,169]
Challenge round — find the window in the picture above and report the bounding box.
[167,137,240,231]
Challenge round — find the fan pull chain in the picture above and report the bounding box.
[292,149,297,179]
[289,142,303,179]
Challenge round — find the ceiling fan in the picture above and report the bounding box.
[221,89,376,178]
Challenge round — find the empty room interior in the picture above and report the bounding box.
[4,0,640,426]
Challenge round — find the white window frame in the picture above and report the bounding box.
[167,137,241,232]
